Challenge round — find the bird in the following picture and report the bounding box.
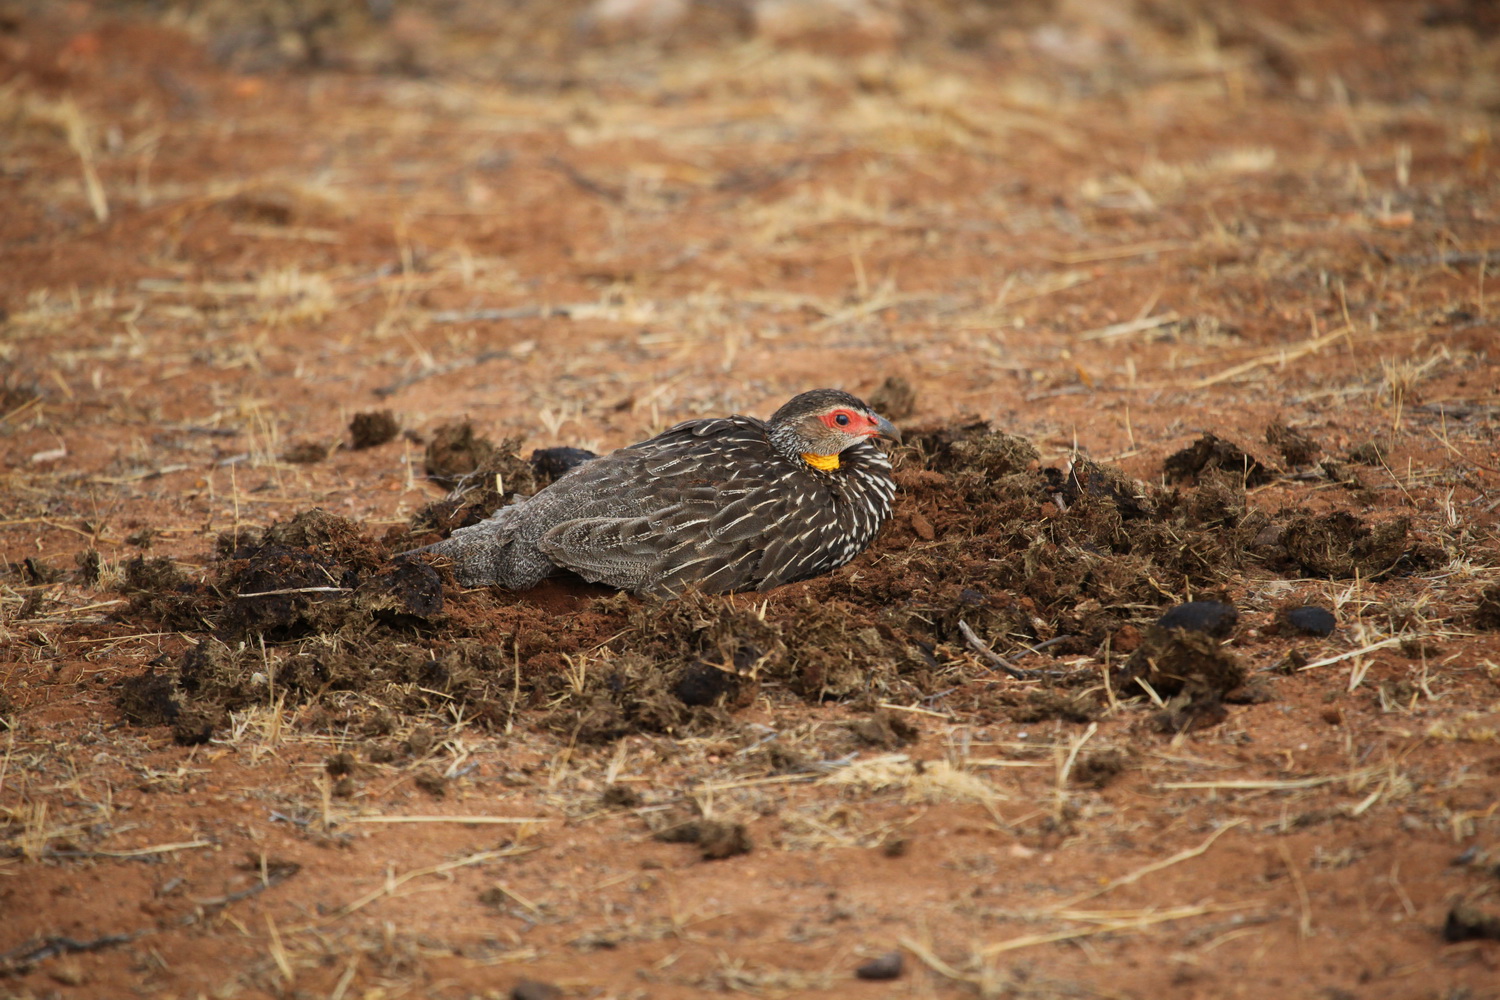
[406,388,901,597]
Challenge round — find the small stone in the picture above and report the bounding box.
[1156,601,1238,640]
[511,979,562,1000]
[1282,605,1336,637]
[855,951,904,980]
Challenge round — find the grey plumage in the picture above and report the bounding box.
[405,388,900,597]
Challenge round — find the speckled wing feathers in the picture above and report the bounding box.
[410,408,896,596]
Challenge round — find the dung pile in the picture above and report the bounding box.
[105,422,1436,745]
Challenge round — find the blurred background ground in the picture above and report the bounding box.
[2,1,1499,998]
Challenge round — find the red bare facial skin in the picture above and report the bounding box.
[818,408,881,436]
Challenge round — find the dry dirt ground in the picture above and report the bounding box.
[3,1,1500,998]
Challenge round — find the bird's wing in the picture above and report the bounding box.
[539,468,837,595]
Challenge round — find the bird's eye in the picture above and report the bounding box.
[834,412,850,426]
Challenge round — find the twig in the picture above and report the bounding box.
[1296,637,1406,671]
[339,815,551,825]
[236,586,352,598]
[298,846,537,929]
[44,839,213,860]
[978,903,1257,957]
[1076,311,1180,341]
[373,349,512,398]
[544,156,625,203]
[1052,821,1245,909]
[0,934,140,976]
[957,620,1032,680]
[1159,765,1379,792]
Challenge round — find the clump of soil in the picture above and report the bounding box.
[120,556,214,630]
[867,375,917,421]
[1164,433,1272,486]
[281,440,330,464]
[115,672,226,746]
[1073,748,1130,788]
[904,420,1039,479]
[350,410,400,449]
[1266,422,1320,466]
[1117,622,1246,733]
[1469,584,1500,630]
[1267,511,1421,579]
[424,422,538,495]
[653,817,753,861]
[215,509,428,640]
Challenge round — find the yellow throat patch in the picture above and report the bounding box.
[801,452,840,472]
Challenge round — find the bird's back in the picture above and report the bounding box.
[413,406,895,596]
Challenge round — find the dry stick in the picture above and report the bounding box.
[0,933,141,974]
[1278,843,1313,938]
[339,815,551,825]
[1296,637,1406,672]
[1054,722,1099,825]
[373,349,511,398]
[1193,325,1348,389]
[297,846,537,930]
[1159,765,1380,792]
[957,620,1031,680]
[975,902,1257,958]
[44,838,213,860]
[1052,820,1246,910]
[235,586,352,599]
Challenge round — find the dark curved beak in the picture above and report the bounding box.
[868,411,902,444]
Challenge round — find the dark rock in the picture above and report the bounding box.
[1281,605,1336,637]
[511,980,562,1000]
[1156,601,1238,639]
[855,951,904,981]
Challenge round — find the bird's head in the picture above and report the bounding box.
[768,389,902,471]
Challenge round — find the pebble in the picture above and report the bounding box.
[855,951,904,980]
[511,980,562,1000]
[1282,605,1336,637]
[1156,601,1238,639]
